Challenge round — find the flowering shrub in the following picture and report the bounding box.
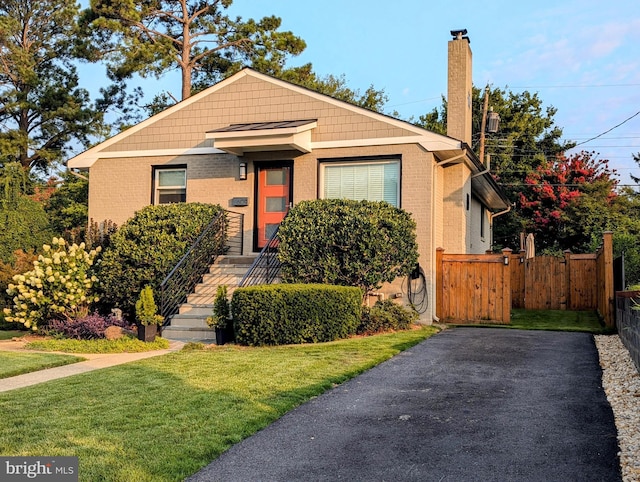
[3,237,101,331]
[46,312,132,340]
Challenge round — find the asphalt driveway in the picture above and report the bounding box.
[188,328,621,481]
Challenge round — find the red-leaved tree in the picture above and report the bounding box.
[518,151,618,252]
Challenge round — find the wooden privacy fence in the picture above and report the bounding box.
[510,253,598,310]
[436,232,615,326]
[436,248,512,324]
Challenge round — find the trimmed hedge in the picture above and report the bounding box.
[231,284,362,346]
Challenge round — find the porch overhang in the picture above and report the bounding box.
[206,119,317,156]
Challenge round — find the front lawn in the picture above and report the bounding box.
[0,327,438,482]
[0,352,85,379]
[450,309,612,333]
[24,336,170,354]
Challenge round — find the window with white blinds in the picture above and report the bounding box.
[154,168,186,204]
[322,161,400,207]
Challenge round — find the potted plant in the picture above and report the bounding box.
[207,285,230,345]
[135,285,164,342]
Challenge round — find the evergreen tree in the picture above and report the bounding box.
[0,0,109,174]
[82,0,306,101]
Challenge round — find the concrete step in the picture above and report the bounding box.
[217,255,257,265]
[178,304,213,316]
[168,313,211,328]
[194,280,241,294]
[201,272,244,286]
[166,256,259,342]
[162,325,217,342]
[208,265,250,276]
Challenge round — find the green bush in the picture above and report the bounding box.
[278,199,418,295]
[0,196,53,263]
[96,203,224,317]
[614,232,640,287]
[3,238,101,331]
[231,284,362,346]
[135,286,163,326]
[358,300,419,335]
[207,285,229,329]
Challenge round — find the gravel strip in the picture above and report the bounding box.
[595,334,640,482]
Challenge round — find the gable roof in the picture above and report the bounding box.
[67,68,460,166]
[67,68,510,210]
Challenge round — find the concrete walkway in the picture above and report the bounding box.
[188,328,621,482]
[0,338,184,393]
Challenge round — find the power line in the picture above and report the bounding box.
[509,83,640,89]
[574,111,640,147]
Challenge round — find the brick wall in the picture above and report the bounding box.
[88,153,254,254]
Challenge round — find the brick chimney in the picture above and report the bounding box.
[447,29,473,145]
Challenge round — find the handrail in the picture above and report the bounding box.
[160,210,244,322]
[239,224,282,287]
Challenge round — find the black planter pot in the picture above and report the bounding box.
[138,324,157,342]
[215,327,226,346]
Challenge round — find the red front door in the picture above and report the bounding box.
[256,164,292,249]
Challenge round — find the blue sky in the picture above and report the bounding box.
[86,0,640,184]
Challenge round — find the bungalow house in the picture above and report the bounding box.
[67,31,510,335]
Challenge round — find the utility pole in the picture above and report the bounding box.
[479,85,490,166]
[479,85,500,167]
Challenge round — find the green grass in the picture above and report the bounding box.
[0,352,85,379]
[24,336,170,354]
[0,327,438,481]
[451,309,612,333]
[0,330,27,341]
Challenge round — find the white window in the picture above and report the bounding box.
[155,168,186,204]
[321,160,400,207]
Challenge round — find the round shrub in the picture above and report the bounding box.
[96,203,223,317]
[358,300,419,335]
[278,199,418,295]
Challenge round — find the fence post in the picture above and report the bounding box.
[502,248,512,323]
[602,232,615,327]
[436,248,444,321]
[563,250,572,311]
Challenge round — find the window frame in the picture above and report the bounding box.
[318,156,401,208]
[152,165,187,205]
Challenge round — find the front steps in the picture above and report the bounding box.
[162,256,256,342]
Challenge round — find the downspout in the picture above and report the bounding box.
[431,160,440,324]
[489,204,512,251]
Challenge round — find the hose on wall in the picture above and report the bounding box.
[404,265,429,314]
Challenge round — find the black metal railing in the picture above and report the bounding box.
[160,210,244,322]
[239,225,282,287]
